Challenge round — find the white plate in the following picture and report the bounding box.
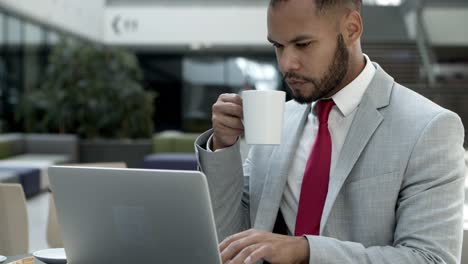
[0,255,7,263]
[32,248,67,264]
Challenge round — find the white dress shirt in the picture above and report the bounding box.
[280,54,376,234]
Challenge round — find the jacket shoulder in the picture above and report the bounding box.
[387,83,460,122]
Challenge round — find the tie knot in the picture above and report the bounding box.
[317,99,335,124]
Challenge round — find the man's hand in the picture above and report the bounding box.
[212,93,244,150]
[219,229,309,264]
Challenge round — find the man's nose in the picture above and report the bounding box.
[279,48,300,73]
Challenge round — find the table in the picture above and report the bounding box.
[3,255,45,264]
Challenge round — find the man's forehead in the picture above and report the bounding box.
[267,0,342,22]
[267,2,337,44]
[267,0,328,27]
[267,0,319,19]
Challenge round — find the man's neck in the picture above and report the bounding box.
[325,52,366,98]
[341,52,366,88]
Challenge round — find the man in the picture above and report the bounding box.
[195,0,466,263]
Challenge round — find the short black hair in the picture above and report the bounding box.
[269,0,362,13]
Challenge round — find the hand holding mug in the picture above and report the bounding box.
[211,94,244,150]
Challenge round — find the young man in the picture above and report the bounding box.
[195,0,466,263]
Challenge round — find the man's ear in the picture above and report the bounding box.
[341,10,363,46]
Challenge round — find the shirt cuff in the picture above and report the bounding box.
[206,135,238,152]
[206,135,221,152]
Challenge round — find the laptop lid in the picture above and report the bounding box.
[48,166,221,264]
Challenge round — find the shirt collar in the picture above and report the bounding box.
[313,54,376,117]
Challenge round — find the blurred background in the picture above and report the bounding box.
[0,0,467,260]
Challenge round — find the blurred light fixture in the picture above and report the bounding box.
[376,0,402,5]
[189,42,212,50]
[189,43,201,50]
[363,0,403,6]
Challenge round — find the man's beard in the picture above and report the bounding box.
[284,33,349,104]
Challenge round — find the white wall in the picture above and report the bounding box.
[423,7,468,46]
[0,0,105,42]
[3,1,465,47]
[105,6,269,47]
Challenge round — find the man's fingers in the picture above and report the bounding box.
[219,230,306,264]
[215,93,243,118]
[213,101,243,119]
[219,232,246,253]
[220,230,265,263]
[213,114,244,131]
[229,244,262,264]
[219,229,256,255]
[244,244,271,264]
[219,93,243,106]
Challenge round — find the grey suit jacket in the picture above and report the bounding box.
[195,65,466,264]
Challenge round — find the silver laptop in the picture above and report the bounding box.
[48,166,222,264]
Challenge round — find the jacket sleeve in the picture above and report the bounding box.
[195,129,251,241]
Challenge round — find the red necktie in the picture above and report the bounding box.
[295,99,335,236]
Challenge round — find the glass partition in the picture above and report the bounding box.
[0,11,67,132]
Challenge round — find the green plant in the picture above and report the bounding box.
[19,40,155,139]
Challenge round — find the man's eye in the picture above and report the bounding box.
[296,42,311,48]
[272,43,283,49]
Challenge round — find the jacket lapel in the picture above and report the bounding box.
[320,65,394,233]
[254,103,310,231]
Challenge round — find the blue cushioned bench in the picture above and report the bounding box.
[0,167,41,198]
[143,153,197,171]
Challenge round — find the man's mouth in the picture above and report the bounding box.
[286,78,307,85]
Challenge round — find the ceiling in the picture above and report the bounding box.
[106,0,270,6]
[106,0,405,7]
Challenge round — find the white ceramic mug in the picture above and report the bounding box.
[242,90,286,145]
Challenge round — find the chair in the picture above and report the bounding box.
[0,183,29,255]
[462,229,468,264]
[46,162,127,248]
[46,195,62,248]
